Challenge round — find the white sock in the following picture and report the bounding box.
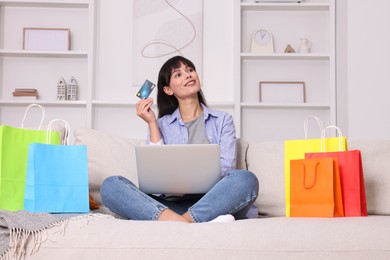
[209,214,235,223]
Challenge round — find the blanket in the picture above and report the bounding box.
[0,211,75,260]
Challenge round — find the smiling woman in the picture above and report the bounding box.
[100,56,259,223]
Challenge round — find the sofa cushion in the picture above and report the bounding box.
[246,141,285,217]
[74,128,145,206]
[26,215,390,259]
[236,138,249,170]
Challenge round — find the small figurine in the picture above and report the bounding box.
[57,77,66,100]
[67,76,78,101]
[284,44,296,53]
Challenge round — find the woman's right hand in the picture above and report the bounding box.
[136,98,156,125]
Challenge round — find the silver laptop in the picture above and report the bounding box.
[135,144,221,194]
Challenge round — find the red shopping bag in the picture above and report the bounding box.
[290,157,344,218]
[305,149,367,216]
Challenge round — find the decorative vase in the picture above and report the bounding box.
[298,38,312,53]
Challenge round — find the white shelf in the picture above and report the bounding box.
[0,99,86,106]
[241,52,330,60]
[241,2,330,11]
[235,0,336,141]
[0,0,89,8]
[0,0,96,129]
[0,49,88,58]
[241,102,330,109]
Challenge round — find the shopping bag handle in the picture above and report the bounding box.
[20,104,45,129]
[304,116,323,139]
[46,119,70,145]
[320,125,345,152]
[302,161,319,189]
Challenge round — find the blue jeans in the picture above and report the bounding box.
[100,169,259,223]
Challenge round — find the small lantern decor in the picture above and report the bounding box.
[57,77,67,100]
[67,76,78,101]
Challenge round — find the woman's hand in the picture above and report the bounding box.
[136,98,156,125]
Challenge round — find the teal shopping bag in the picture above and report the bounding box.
[24,120,89,213]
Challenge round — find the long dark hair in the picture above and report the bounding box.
[157,56,207,118]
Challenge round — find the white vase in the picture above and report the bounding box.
[299,38,312,53]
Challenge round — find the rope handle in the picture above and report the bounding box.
[320,125,345,152]
[20,104,45,129]
[303,116,323,139]
[302,161,320,189]
[46,119,70,145]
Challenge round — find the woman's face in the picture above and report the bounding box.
[163,62,200,100]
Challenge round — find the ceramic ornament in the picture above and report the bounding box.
[67,76,78,101]
[57,77,67,100]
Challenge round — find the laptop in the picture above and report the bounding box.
[135,144,221,194]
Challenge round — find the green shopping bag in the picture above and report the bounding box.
[0,104,60,211]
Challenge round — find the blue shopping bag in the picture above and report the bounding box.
[24,120,89,213]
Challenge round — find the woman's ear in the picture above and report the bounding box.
[163,86,174,96]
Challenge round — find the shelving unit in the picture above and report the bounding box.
[234,0,335,142]
[0,0,95,128]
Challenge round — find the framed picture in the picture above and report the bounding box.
[23,28,71,51]
[259,81,306,103]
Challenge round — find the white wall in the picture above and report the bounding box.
[92,0,234,139]
[202,1,234,102]
[95,0,234,103]
[345,0,390,140]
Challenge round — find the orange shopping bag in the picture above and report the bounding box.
[290,157,344,217]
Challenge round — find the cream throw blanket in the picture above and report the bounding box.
[0,210,74,259]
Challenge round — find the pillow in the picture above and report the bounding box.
[246,141,285,217]
[236,138,249,170]
[74,128,145,206]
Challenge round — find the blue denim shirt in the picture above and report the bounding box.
[147,104,237,177]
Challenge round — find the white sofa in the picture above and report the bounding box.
[26,128,390,259]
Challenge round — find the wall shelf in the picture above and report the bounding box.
[241,102,330,109]
[0,0,89,8]
[234,0,336,142]
[241,2,330,11]
[0,99,86,106]
[0,0,95,130]
[241,53,330,61]
[0,49,88,58]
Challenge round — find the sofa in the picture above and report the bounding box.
[22,128,390,259]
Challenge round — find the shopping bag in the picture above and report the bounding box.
[305,127,367,216]
[24,119,89,213]
[290,157,344,217]
[0,104,60,211]
[285,117,347,216]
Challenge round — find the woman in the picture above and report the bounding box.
[101,56,259,223]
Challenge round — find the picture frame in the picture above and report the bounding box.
[259,81,306,103]
[23,28,71,51]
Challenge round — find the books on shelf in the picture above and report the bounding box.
[12,88,39,100]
